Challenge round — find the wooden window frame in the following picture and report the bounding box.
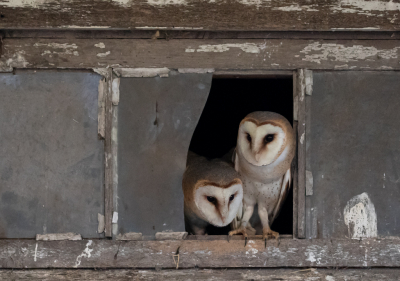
[1,33,400,269]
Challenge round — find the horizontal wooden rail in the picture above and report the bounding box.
[1,238,400,268]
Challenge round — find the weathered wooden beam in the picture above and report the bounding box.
[0,0,399,31]
[3,30,400,40]
[104,68,114,238]
[2,268,400,280]
[2,38,400,71]
[296,69,306,239]
[1,238,400,268]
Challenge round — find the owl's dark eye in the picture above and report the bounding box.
[207,196,216,203]
[246,133,252,142]
[229,194,235,201]
[265,134,274,143]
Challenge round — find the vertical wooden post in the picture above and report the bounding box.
[104,68,114,237]
[296,69,306,239]
[292,71,298,238]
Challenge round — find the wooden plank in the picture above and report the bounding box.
[2,38,400,71]
[3,30,400,40]
[292,71,298,238]
[104,68,113,238]
[0,0,400,31]
[1,238,400,268]
[2,268,400,280]
[297,69,306,239]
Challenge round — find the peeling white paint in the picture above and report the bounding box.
[274,4,318,11]
[331,27,380,30]
[325,276,335,281]
[34,243,38,262]
[333,0,400,15]
[145,0,187,6]
[113,67,170,78]
[178,68,214,74]
[97,51,111,58]
[136,26,204,30]
[186,43,264,54]
[74,240,93,268]
[300,133,305,144]
[300,42,400,64]
[112,77,120,105]
[1,51,29,71]
[344,192,377,239]
[36,233,82,241]
[112,211,118,223]
[34,42,79,57]
[60,25,112,29]
[95,42,106,49]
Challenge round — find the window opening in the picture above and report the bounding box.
[189,76,294,235]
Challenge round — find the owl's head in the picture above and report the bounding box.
[238,111,293,167]
[194,178,243,227]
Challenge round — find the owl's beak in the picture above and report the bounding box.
[255,153,261,162]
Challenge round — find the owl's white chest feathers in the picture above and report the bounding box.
[236,145,291,215]
[240,170,283,214]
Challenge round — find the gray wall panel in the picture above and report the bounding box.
[117,72,212,236]
[0,71,104,238]
[309,71,400,238]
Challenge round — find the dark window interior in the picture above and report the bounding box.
[189,76,293,235]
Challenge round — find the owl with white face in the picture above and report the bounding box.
[229,111,295,241]
[183,152,244,235]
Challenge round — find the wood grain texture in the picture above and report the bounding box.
[1,238,400,268]
[297,69,306,239]
[0,0,399,31]
[104,68,113,238]
[2,38,400,71]
[2,268,400,280]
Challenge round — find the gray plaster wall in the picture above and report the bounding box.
[117,71,212,236]
[0,70,104,238]
[307,71,400,238]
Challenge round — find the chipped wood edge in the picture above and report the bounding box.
[155,232,188,240]
[104,68,114,238]
[297,69,306,239]
[36,233,82,241]
[116,232,143,241]
[113,67,170,78]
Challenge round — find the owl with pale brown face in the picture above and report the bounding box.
[183,152,243,235]
[229,111,295,242]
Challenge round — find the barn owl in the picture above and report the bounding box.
[183,152,244,235]
[229,111,295,243]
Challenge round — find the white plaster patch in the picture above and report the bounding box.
[300,42,400,64]
[95,42,106,49]
[97,51,111,58]
[344,192,377,239]
[74,240,94,268]
[186,43,263,53]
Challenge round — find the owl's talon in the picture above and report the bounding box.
[262,229,280,241]
[264,238,267,248]
[244,237,248,247]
